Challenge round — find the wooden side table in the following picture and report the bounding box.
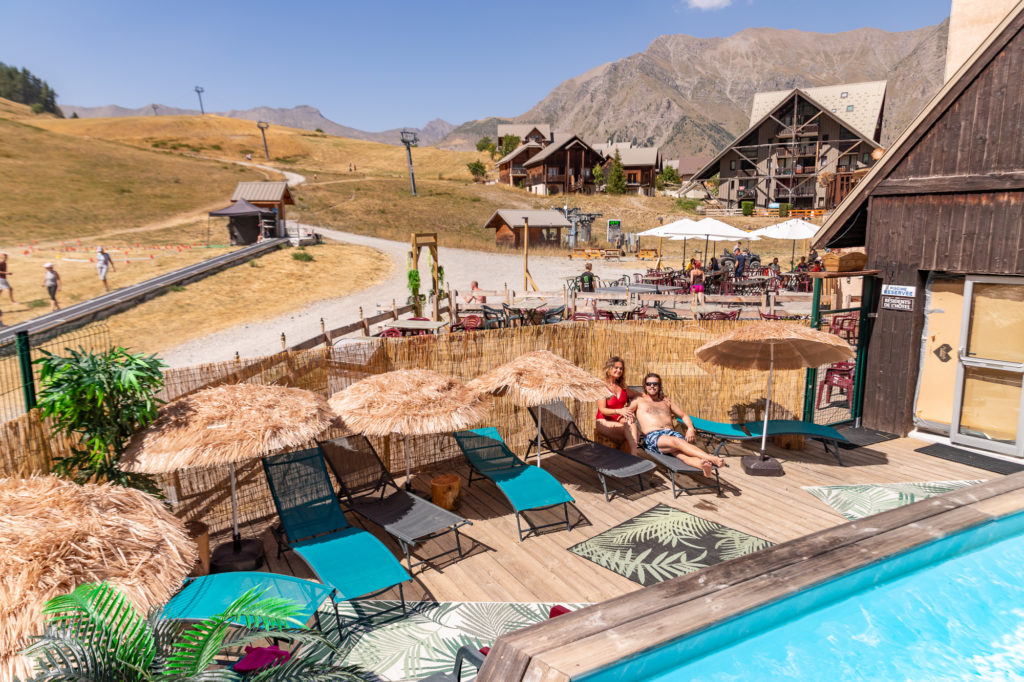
[430,474,461,511]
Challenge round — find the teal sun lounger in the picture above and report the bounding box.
[262,448,412,621]
[688,416,848,465]
[453,427,575,542]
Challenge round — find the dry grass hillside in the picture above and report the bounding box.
[0,99,265,244]
[35,114,488,180]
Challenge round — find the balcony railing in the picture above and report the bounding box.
[777,124,819,138]
[511,165,527,175]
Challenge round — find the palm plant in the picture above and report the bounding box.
[35,346,167,494]
[22,582,368,681]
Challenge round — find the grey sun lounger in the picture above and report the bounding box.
[262,448,411,622]
[318,434,472,572]
[453,428,575,542]
[528,400,656,502]
[639,436,724,498]
[689,416,848,465]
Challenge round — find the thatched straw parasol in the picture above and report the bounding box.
[468,350,607,466]
[330,370,490,489]
[696,322,854,475]
[121,383,336,570]
[0,476,196,681]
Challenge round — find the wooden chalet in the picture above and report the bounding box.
[814,0,1024,460]
[686,82,886,210]
[497,123,551,146]
[231,182,294,235]
[524,134,605,196]
[496,142,544,187]
[594,143,663,196]
[484,209,570,248]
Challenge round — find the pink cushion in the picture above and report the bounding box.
[549,604,571,618]
[233,644,291,672]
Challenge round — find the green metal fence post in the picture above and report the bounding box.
[16,331,36,412]
[802,277,823,422]
[851,276,876,426]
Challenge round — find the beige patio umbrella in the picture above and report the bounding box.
[329,369,490,489]
[467,350,608,466]
[0,476,196,681]
[122,383,336,570]
[695,322,854,475]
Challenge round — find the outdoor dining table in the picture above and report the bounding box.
[596,284,682,295]
[595,303,636,320]
[383,319,449,334]
[732,276,769,294]
[516,298,550,325]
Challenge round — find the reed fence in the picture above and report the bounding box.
[1,320,806,540]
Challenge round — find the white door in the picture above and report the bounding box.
[950,276,1024,457]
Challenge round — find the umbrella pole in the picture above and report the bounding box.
[536,411,543,468]
[229,462,241,551]
[404,434,413,491]
[791,241,796,271]
[760,345,774,460]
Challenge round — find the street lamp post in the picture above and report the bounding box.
[194,86,205,115]
[400,128,418,197]
[256,121,270,160]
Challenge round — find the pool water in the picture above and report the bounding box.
[584,511,1024,681]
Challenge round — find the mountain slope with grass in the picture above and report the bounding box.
[0,98,264,243]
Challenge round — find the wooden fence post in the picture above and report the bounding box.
[359,307,370,336]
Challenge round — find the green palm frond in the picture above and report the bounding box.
[713,530,771,561]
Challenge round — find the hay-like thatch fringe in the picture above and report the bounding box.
[330,369,490,436]
[0,476,196,680]
[121,384,336,473]
[467,350,608,406]
[695,321,854,371]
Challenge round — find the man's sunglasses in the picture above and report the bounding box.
[645,381,660,387]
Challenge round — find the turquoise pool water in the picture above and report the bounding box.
[583,511,1024,681]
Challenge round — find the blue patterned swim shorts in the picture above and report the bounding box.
[643,429,684,454]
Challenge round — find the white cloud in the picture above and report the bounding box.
[685,0,732,9]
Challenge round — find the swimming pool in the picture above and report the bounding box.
[581,510,1024,681]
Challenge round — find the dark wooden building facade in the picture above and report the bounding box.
[524,135,605,196]
[815,5,1024,459]
[484,209,571,248]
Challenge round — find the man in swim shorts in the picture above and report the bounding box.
[633,372,725,477]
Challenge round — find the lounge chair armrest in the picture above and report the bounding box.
[454,643,487,676]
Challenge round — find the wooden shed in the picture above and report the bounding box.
[814,1,1024,460]
[231,182,295,236]
[484,209,571,248]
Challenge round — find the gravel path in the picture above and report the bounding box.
[159,225,637,367]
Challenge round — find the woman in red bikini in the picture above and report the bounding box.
[595,356,640,456]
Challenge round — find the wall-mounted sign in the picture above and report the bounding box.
[881,284,916,311]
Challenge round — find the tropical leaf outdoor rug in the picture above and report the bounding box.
[803,480,985,521]
[335,600,588,681]
[568,503,772,587]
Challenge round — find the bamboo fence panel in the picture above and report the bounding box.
[1,320,809,537]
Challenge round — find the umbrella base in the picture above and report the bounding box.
[211,538,265,573]
[742,455,785,477]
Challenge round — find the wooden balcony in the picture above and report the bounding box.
[511,166,527,175]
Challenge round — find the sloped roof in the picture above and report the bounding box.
[677,155,713,175]
[484,209,571,229]
[524,134,601,167]
[612,147,660,167]
[208,198,273,217]
[496,141,542,165]
[497,123,551,140]
[750,81,887,140]
[814,1,1024,249]
[683,88,878,187]
[231,182,293,203]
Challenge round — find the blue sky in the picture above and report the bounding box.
[1,0,951,131]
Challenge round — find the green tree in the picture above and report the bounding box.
[606,150,627,195]
[0,62,63,116]
[475,136,493,152]
[467,160,487,181]
[659,165,680,185]
[593,163,605,187]
[35,346,167,494]
[22,581,363,681]
[499,134,521,157]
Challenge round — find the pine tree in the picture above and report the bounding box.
[606,150,627,195]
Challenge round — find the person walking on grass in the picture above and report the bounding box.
[43,262,61,311]
[0,253,16,304]
[96,246,115,292]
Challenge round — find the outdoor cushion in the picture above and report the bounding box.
[293,526,413,600]
[161,571,334,625]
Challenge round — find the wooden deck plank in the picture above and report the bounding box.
[235,435,1009,607]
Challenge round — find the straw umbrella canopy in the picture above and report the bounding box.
[329,370,490,488]
[468,350,608,466]
[695,322,854,474]
[121,383,336,564]
[0,476,196,681]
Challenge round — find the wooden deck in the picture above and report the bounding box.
[253,434,1003,605]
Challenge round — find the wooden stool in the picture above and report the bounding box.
[430,474,461,511]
